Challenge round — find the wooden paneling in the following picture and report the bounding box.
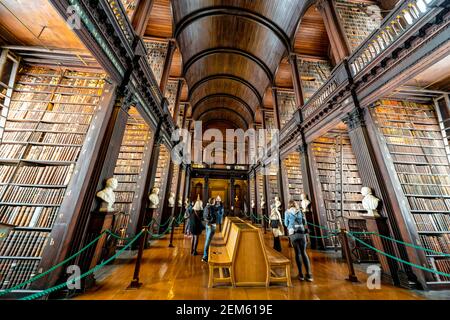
[293,5,330,58]
[177,15,285,73]
[200,111,248,130]
[192,96,254,126]
[275,57,293,88]
[169,48,183,78]
[144,0,173,38]
[0,0,86,50]
[172,0,305,36]
[185,52,270,95]
[190,78,260,112]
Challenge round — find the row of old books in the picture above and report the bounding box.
[0,231,49,257]
[420,234,450,254]
[408,197,450,212]
[413,213,450,232]
[0,260,40,290]
[2,186,65,205]
[0,206,59,228]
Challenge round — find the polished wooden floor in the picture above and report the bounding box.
[75,226,424,300]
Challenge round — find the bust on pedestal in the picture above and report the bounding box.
[300,193,311,213]
[96,177,118,213]
[149,188,160,209]
[274,196,281,212]
[361,187,381,218]
[168,192,175,208]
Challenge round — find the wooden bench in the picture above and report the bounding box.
[208,223,239,288]
[210,217,242,247]
[208,218,292,288]
[264,246,292,287]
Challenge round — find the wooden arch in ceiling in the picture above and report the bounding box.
[192,95,254,126]
[172,0,308,129]
[190,78,260,112]
[188,74,262,105]
[184,49,273,90]
[198,109,249,130]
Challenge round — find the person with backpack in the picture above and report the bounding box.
[284,200,313,282]
[202,198,217,262]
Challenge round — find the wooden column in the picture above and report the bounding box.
[131,0,156,37]
[316,0,351,63]
[172,79,184,123]
[203,176,209,204]
[271,88,286,214]
[289,53,306,107]
[135,124,164,232]
[230,177,236,214]
[343,107,403,285]
[307,142,329,250]
[160,160,176,225]
[72,96,131,284]
[159,40,176,95]
[183,165,192,202]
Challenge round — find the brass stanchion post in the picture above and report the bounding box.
[127,226,149,289]
[168,216,176,248]
[340,228,359,282]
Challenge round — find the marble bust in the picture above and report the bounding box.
[361,187,381,218]
[177,196,183,207]
[251,200,255,209]
[96,178,118,212]
[148,188,160,209]
[168,192,175,208]
[300,193,311,213]
[260,196,266,209]
[274,196,281,211]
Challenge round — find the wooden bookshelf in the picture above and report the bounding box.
[0,65,107,292]
[256,171,265,216]
[283,153,304,203]
[152,145,170,226]
[276,91,297,128]
[0,50,20,142]
[112,106,152,246]
[143,40,169,86]
[370,99,450,285]
[334,0,383,52]
[311,127,364,248]
[267,164,280,204]
[165,80,180,118]
[249,175,256,214]
[297,58,332,102]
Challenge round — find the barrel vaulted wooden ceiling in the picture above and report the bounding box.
[160,0,320,130]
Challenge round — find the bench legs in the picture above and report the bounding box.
[268,264,292,287]
[285,264,293,287]
[208,265,234,288]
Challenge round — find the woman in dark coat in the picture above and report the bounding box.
[190,198,204,255]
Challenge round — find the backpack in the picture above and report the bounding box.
[205,205,217,224]
[292,210,306,234]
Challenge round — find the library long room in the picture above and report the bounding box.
[0,0,449,305]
